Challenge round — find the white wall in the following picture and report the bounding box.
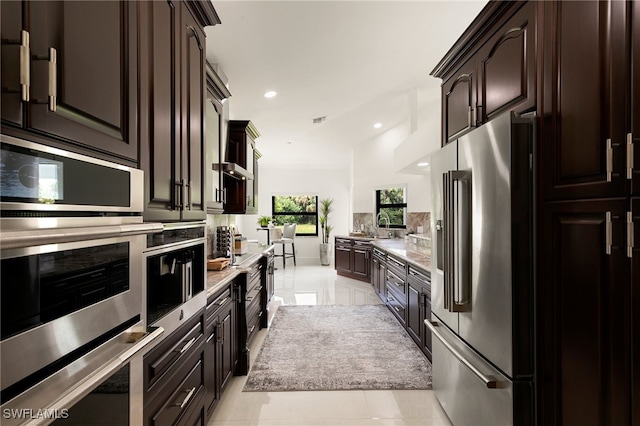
[235,166,350,264]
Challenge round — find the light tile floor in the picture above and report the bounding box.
[207,264,452,426]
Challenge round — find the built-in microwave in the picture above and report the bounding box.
[0,134,143,228]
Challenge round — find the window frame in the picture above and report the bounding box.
[375,187,407,229]
[271,195,319,236]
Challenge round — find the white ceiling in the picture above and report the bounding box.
[205,1,487,169]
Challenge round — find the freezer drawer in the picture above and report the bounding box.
[427,319,514,426]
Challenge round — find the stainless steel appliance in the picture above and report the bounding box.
[427,111,535,425]
[144,222,207,337]
[0,134,164,425]
[0,134,143,223]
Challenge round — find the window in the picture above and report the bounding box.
[271,195,318,236]
[375,187,406,228]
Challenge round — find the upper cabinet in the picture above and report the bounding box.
[223,120,260,215]
[432,1,536,146]
[539,0,635,201]
[0,0,139,164]
[205,62,232,214]
[138,0,220,222]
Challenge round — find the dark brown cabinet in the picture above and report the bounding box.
[441,56,477,144]
[406,266,431,361]
[435,1,535,146]
[205,62,231,214]
[236,261,265,376]
[632,197,640,424]
[1,0,138,163]
[139,0,218,222]
[223,120,260,214]
[370,248,386,297]
[204,283,236,419]
[335,237,372,282]
[539,198,629,426]
[335,238,352,274]
[143,311,206,426]
[540,0,630,201]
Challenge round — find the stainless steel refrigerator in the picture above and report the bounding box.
[427,111,535,425]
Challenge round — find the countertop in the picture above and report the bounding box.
[335,235,432,271]
[206,243,274,298]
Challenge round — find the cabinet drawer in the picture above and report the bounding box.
[247,263,262,285]
[408,266,431,293]
[353,240,371,248]
[246,310,262,344]
[386,288,406,324]
[145,313,204,393]
[373,248,386,261]
[335,238,352,247]
[205,287,232,325]
[149,355,205,426]
[387,255,406,273]
[386,268,406,298]
[245,282,263,305]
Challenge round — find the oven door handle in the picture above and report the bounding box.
[36,327,164,423]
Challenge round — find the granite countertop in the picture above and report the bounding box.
[206,243,274,298]
[335,235,431,271]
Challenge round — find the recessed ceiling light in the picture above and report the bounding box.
[417,162,429,167]
[264,91,277,98]
[373,122,382,129]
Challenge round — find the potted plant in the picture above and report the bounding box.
[257,215,271,227]
[319,198,334,265]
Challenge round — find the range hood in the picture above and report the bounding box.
[213,162,253,180]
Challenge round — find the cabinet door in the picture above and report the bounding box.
[632,197,640,425]
[205,97,223,213]
[335,246,351,273]
[139,0,181,221]
[441,56,476,145]
[378,263,387,297]
[422,294,432,361]
[477,1,535,123]
[28,1,138,162]
[180,5,206,221]
[540,1,628,201]
[1,0,24,127]
[406,282,421,346]
[538,198,629,426]
[632,1,640,195]
[204,319,219,416]
[352,247,369,278]
[219,304,234,391]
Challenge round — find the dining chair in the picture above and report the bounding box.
[272,223,296,268]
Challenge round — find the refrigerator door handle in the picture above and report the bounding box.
[448,170,472,312]
[426,320,501,389]
[443,172,452,311]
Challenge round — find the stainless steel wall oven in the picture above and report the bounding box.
[0,134,164,425]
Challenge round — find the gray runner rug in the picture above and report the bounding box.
[243,304,432,392]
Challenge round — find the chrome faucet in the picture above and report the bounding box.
[375,211,391,238]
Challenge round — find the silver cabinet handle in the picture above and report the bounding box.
[606,138,621,182]
[628,133,634,180]
[175,386,196,409]
[176,336,196,354]
[47,47,57,111]
[20,30,30,101]
[606,211,612,255]
[425,320,500,389]
[628,211,634,259]
[186,180,192,210]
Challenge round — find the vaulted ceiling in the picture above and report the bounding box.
[205,1,487,169]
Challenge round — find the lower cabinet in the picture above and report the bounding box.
[204,282,236,419]
[236,260,265,376]
[407,266,432,361]
[372,247,432,360]
[143,311,206,426]
[335,237,372,282]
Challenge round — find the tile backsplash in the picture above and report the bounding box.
[352,212,431,239]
